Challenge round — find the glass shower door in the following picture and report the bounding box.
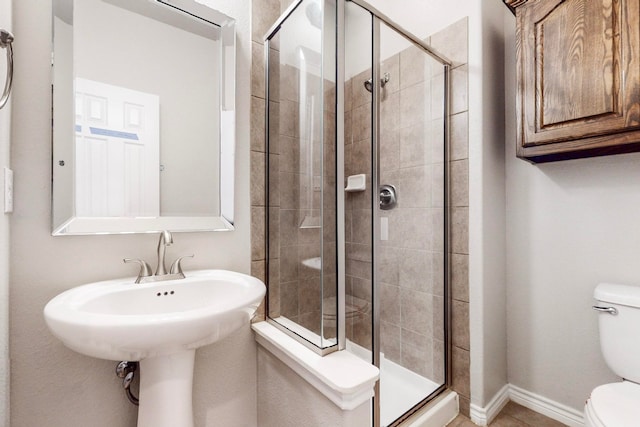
[374,20,447,426]
[265,0,339,353]
[344,3,448,425]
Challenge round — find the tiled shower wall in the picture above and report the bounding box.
[429,18,471,415]
[250,0,470,418]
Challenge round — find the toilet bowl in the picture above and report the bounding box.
[584,381,640,427]
[586,283,640,426]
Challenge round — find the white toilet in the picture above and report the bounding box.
[585,283,640,427]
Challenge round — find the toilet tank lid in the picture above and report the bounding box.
[594,283,640,307]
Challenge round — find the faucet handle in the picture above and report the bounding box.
[170,255,194,276]
[123,258,153,284]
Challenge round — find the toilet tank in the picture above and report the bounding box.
[594,283,640,383]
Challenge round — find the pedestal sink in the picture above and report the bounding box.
[44,269,265,427]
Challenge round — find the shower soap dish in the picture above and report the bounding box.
[345,174,366,192]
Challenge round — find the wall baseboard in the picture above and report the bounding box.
[470,384,510,426]
[470,384,585,427]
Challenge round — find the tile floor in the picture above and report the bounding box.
[447,401,567,426]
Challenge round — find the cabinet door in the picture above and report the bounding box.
[515,0,640,162]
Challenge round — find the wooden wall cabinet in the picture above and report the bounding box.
[506,0,640,163]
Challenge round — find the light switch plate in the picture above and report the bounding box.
[4,167,13,213]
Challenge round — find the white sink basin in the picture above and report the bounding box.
[44,269,265,427]
[44,269,265,361]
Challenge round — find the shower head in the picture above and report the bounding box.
[305,1,322,29]
[363,73,391,93]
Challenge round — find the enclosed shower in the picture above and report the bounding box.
[264,0,450,425]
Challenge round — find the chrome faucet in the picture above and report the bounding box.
[123,230,193,284]
[155,230,173,276]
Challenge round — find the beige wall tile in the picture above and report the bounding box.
[280,280,299,317]
[281,64,299,102]
[380,128,400,171]
[278,172,300,209]
[380,90,400,131]
[279,100,299,137]
[268,207,280,259]
[400,288,433,335]
[346,242,372,263]
[267,260,281,317]
[431,208,445,252]
[429,17,468,68]
[432,162,444,208]
[251,206,266,261]
[458,396,470,417]
[401,330,432,378]
[252,0,281,43]
[352,103,372,142]
[350,138,372,176]
[400,82,428,128]
[430,119,445,164]
[350,276,372,302]
[451,207,469,255]
[398,165,432,208]
[450,111,469,161]
[389,208,431,250]
[279,209,298,247]
[279,135,300,173]
[451,159,469,207]
[433,295,445,344]
[378,246,399,286]
[452,346,470,398]
[280,245,299,282]
[252,41,265,97]
[398,249,432,293]
[251,151,266,207]
[451,254,469,302]
[400,45,427,89]
[451,65,468,115]
[381,321,401,363]
[452,300,470,350]
[400,124,429,168]
[268,48,280,101]
[351,208,372,245]
[268,154,280,207]
[380,283,400,324]
[268,101,280,153]
[432,339,445,384]
[432,251,445,296]
[251,260,266,284]
[346,258,372,280]
[251,96,266,152]
[298,277,322,314]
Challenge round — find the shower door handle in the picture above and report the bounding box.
[0,29,14,110]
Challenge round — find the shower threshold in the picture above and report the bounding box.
[347,341,441,426]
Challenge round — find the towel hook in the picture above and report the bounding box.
[0,29,14,110]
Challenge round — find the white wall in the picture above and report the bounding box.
[11,0,255,426]
[0,0,11,424]
[504,13,624,412]
[471,0,507,409]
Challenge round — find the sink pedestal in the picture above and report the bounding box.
[138,350,196,427]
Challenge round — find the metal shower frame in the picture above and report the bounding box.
[263,0,453,424]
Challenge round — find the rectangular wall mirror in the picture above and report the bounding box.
[51,0,236,235]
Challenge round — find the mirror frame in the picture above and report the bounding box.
[51,0,236,236]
